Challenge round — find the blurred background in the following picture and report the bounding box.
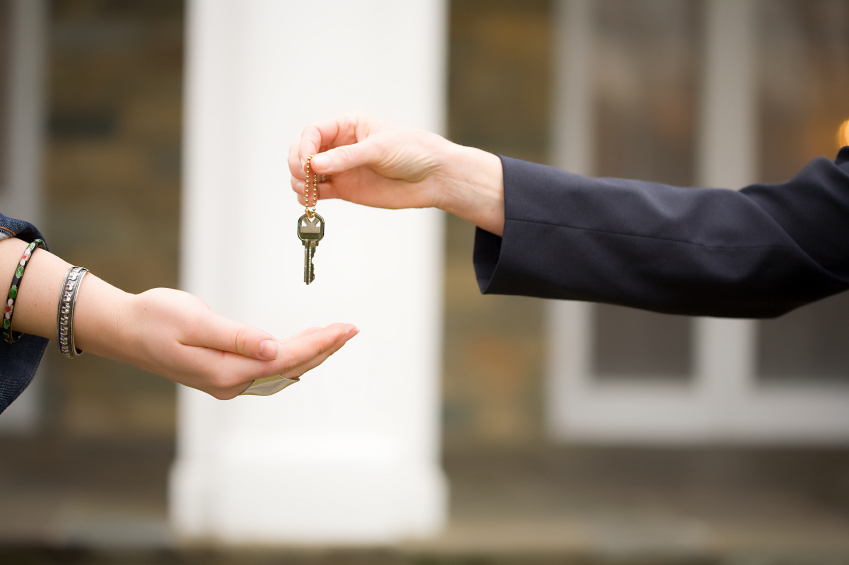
[1,0,848,563]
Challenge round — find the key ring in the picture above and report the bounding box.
[304,154,318,219]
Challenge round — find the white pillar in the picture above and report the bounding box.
[0,0,48,434]
[550,0,594,177]
[546,0,595,439]
[694,0,758,438]
[171,0,448,544]
[696,0,757,190]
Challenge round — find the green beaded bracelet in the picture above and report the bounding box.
[4,239,45,344]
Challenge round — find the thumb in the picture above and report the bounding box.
[309,138,383,175]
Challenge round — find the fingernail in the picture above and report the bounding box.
[346,328,360,340]
[311,154,329,171]
[258,340,281,360]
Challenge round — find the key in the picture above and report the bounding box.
[297,213,325,285]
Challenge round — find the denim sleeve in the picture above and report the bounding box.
[0,213,50,414]
[473,148,849,319]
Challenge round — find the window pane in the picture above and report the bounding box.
[757,0,849,184]
[594,305,693,378]
[756,0,849,384]
[594,0,701,185]
[592,0,701,381]
[759,293,849,382]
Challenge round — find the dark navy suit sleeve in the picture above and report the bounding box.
[473,148,849,319]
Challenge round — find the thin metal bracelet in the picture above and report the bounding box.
[57,266,89,358]
[3,239,46,344]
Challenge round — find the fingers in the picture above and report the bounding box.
[279,327,359,379]
[210,324,358,399]
[298,123,328,168]
[276,323,356,371]
[279,326,323,344]
[290,175,340,202]
[308,138,381,176]
[291,112,390,176]
[297,114,361,168]
[189,310,283,361]
[288,142,304,180]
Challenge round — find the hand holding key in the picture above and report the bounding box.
[288,112,506,237]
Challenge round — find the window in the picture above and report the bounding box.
[756,0,849,384]
[592,0,701,382]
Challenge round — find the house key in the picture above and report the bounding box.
[297,212,324,284]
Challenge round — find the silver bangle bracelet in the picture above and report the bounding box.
[57,266,89,359]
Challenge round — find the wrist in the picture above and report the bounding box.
[73,274,135,361]
[435,143,505,236]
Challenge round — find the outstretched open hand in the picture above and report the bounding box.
[79,287,357,400]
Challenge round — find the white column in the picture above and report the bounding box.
[546,0,595,439]
[171,0,448,544]
[696,0,757,190]
[694,0,758,439]
[550,0,594,177]
[0,0,48,434]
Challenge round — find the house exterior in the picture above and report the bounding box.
[0,0,847,546]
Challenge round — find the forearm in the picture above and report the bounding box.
[0,237,131,354]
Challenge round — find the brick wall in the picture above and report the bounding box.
[443,0,552,446]
[43,0,183,438]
